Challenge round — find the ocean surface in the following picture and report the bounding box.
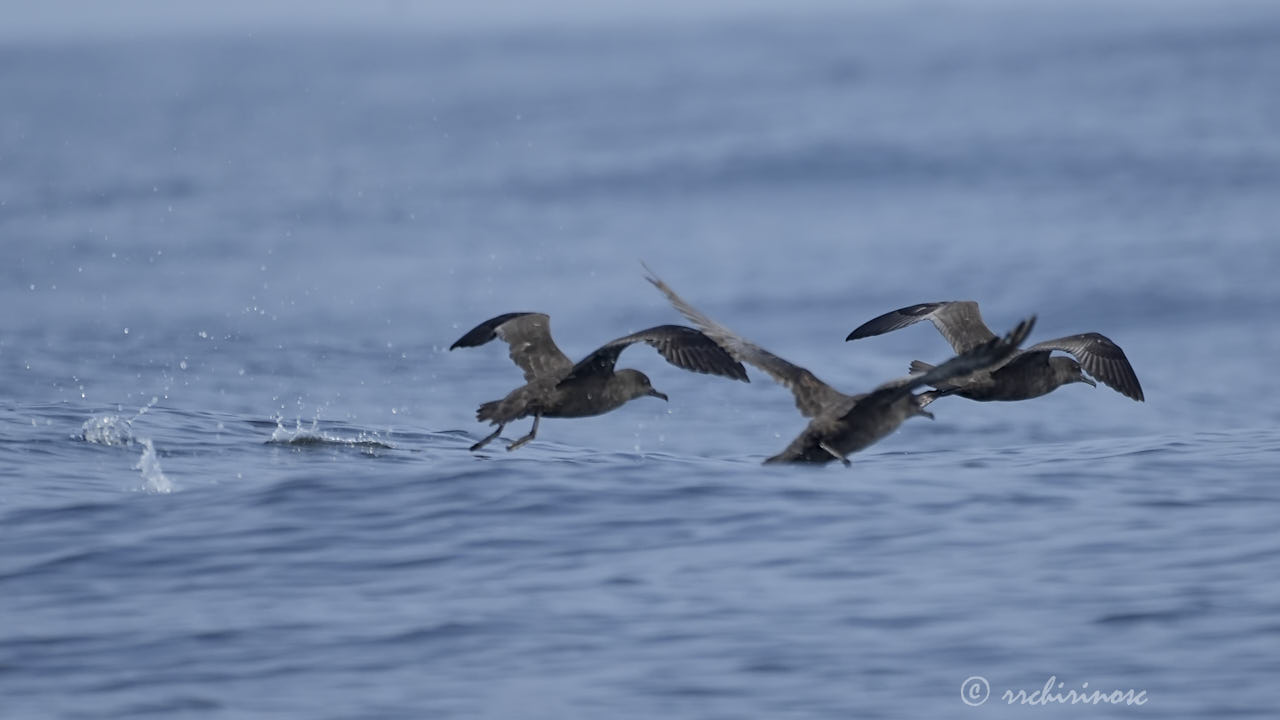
[4,3,1280,717]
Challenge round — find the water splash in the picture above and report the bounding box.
[134,395,160,419]
[83,402,174,493]
[81,415,135,446]
[134,438,174,494]
[267,419,393,451]
[81,397,161,447]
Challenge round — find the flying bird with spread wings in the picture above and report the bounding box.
[450,312,748,452]
[846,301,1143,403]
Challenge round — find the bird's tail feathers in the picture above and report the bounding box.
[908,360,935,374]
[476,400,503,424]
[476,397,530,425]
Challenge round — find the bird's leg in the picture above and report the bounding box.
[819,442,851,467]
[470,424,504,452]
[506,414,541,451]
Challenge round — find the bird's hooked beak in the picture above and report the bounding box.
[920,409,936,421]
[648,388,669,402]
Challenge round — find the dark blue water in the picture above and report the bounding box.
[4,4,1280,717]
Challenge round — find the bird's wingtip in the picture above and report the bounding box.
[639,260,660,282]
[1010,315,1037,346]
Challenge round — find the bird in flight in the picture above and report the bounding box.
[645,271,1034,466]
[846,301,1143,403]
[450,312,748,452]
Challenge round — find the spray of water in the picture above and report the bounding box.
[134,438,174,494]
[82,395,175,493]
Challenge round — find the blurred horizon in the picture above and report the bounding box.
[2,0,1275,42]
[3,0,846,41]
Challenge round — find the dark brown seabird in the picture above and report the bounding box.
[846,301,1144,402]
[449,312,748,452]
[646,272,1035,466]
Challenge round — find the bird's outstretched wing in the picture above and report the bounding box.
[565,325,750,382]
[1026,333,1144,401]
[449,312,573,382]
[646,270,851,418]
[847,301,997,353]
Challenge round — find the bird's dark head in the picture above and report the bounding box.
[1051,356,1096,388]
[618,369,668,402]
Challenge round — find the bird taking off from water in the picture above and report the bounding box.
[450,312,748,452]
[846,301,1143,402]
[645,271,1034,466]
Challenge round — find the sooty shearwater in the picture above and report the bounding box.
[645,272,1034,466]
[846,301,1144,402]
[450,312,749,452]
